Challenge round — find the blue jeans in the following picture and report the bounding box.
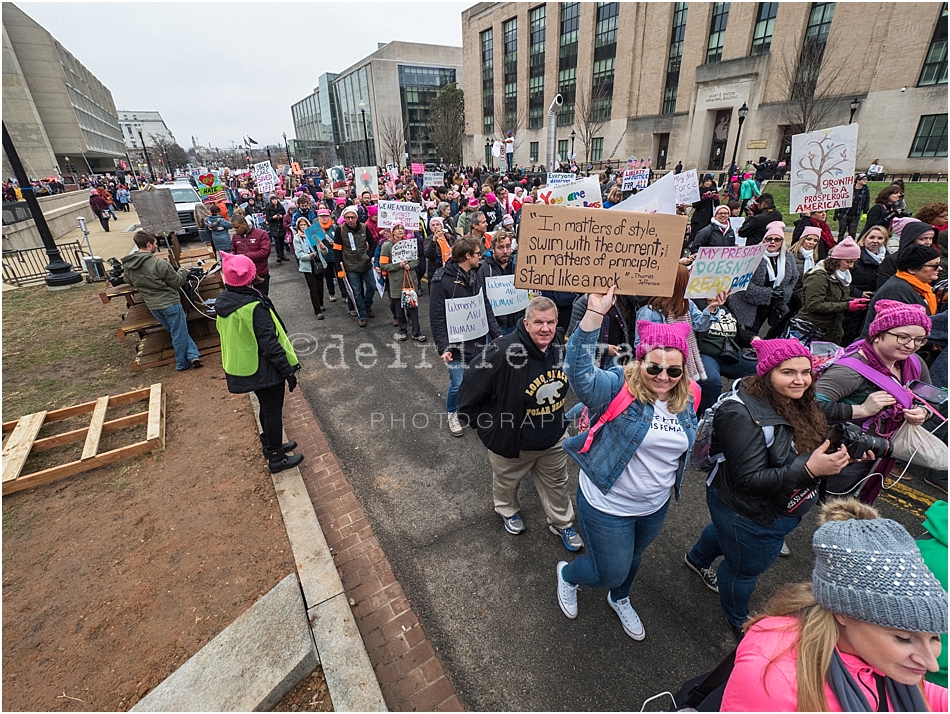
[211,231,231,255]
[562,487,671,602]
[688,485,801,629]
[445,359,465,413]
[698,352,759,415]
[346,268,375,319]
[150,303,200,371]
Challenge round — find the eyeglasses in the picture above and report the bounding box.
[886,332,928,347]
[922,262,942,270]
[644,363,684,378]
[764,236,784,242]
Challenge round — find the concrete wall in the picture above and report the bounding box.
[2,191,95,251]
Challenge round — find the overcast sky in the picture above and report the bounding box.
[17,1,473,150]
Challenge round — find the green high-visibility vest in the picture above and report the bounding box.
[217,302,298,376]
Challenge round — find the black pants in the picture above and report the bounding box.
[323,268,336,297]
[255,382,286,452]
[97,214,110,232]
[258,273,270,296]
[303,270,325,315]
[271,231,286,260]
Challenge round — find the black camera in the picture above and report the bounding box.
[826,423,892,460]
[106,257,125,287]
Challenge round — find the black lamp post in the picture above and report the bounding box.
[283,131,292,164]
[729,102,749,177]
[2,122,82,289]
[359,100,371,167]
[849,97,860,124]
[485,138,492,171]
[135,123,154,181]
[570,129,576,161]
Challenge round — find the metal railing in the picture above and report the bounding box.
[2,200,32,226]
[2,241,89,287]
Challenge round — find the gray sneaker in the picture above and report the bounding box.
[503,513,526,535]
[684,553,719,593]
[550,525,584,552]
[779,540,790,557]
[607,593,645,641]
[447,412,463,437]
[556,561,578,619]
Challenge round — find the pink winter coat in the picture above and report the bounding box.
[721,616,948,712]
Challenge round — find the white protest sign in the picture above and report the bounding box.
[536,175,602,208]
[253,161,275,193]
[485,275,530,316]
[673,169,700,205]
[622,168,650,192]
[378,200,421,229]
[790,123,858,214]
[546,173,575,188]
[492,141,504,158]
[423,171,444,188]
[355,166,379,200]
[390,239,418,263]
[610,171,677,214]
[730,217,746,246]
[685,244,768,299]
[445,290,489,342]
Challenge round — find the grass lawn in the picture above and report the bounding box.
[2,283,150,419]
[762,181,948,233]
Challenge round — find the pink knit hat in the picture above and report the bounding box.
[221,251,256,287]
[868,299,932,339]
[522,196,534,204]
[800,226,822,240]
[467,198,480,208]
[753,338,812,376]
[829,236,861,260]
[366,204,378,217]
[635,321,690,361]
[765,221,786,238]
[485,192,497,203]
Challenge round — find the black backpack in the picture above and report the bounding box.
[672,647,737,711]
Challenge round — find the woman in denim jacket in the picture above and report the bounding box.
[556,286,698,641]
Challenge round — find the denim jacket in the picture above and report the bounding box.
[563,326,697,498]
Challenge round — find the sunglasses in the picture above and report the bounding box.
[644,363,684,378]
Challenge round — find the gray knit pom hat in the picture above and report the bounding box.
[812,505,948,633]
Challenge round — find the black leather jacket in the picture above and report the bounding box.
[711,380,815,527]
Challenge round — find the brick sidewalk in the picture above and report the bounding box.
[282,391,464,712]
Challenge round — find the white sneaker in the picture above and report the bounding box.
[447,412,463,437]
[607,593,645,641]
[779,540,790,557]
[556,561,578,619]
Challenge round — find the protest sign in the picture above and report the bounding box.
[485,275,530,316]
[390,239,418,263]
[253,161,275,193]
[546,173,575,188]
[514,204,685,296]
[423,171,444,188]
[355,166,379,200]
[445,291,489,341]
[536,175,602,208]
[193,171,228,204]
[673,169,700,205]
[291,162,303,176]
[790,123,858,214]
[373,268,386,297]
[729,217,746,245]
[622,168,650,192]
[329,166,346,188]
[492,141,504,158]
[305,222,328,250]
[685,244,767,299]
[132,189,184,235]
[386,162,398,177]
[378,200,421,229]
[610,171,676,214]
[411,163,425,175]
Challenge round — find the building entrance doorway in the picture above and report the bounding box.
[707,109,731,170]
[656,133,670,169]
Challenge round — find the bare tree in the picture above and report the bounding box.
[377,112,407,167]
[148,133,189,172]
[427,83,466,165]
[776,38,854,135]
[572,83,611,165]
[493,96,527,153]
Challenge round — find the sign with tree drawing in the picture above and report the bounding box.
[790,124,858,214]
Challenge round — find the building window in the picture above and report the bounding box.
[919,3,948,86]
[706,2,730,64]
[557,138,569,160]
[591,2,619,121]
[397,65,456,161]
[590,137,604,161]
[909,114,948,157]
[529,141,539,163]
[750,2,778,55]
[481,29,494,135]
[804,1,835,44]
[594,2,619,49]
[529,5,546,130]
[794,3,836,100]
[503,18,518,130]
[558,2,580,126]
[592,57,616,122]
[663,2,688,115]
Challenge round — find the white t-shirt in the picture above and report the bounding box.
[505,137,514,154]
[580,399,688,517]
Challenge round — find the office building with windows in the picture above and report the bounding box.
[289,41,463,168]
[462,2,948,174]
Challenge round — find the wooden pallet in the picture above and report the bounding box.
[1,384,166,496]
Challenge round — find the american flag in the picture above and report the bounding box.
[203,190,228,203]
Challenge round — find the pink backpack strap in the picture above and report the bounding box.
[578,386,635,454]
[689,380,702,412]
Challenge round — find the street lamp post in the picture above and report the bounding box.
[729,102,749,178]
[2,122,82,289]
[283,132,292,164]
[359,100,371,167]
[485,138,492,171]
[849,97,860,124]
[570,130,576,162]
[135,123,154,182]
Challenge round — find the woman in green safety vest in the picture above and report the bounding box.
[215,251,303,474]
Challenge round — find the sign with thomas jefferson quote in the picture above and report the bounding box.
[514,204,684,296]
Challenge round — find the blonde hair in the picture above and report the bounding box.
[789,236,819,259]
[858,224,888,247]
[622,351,691,414]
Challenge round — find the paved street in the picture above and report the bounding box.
[268,261,937,711]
